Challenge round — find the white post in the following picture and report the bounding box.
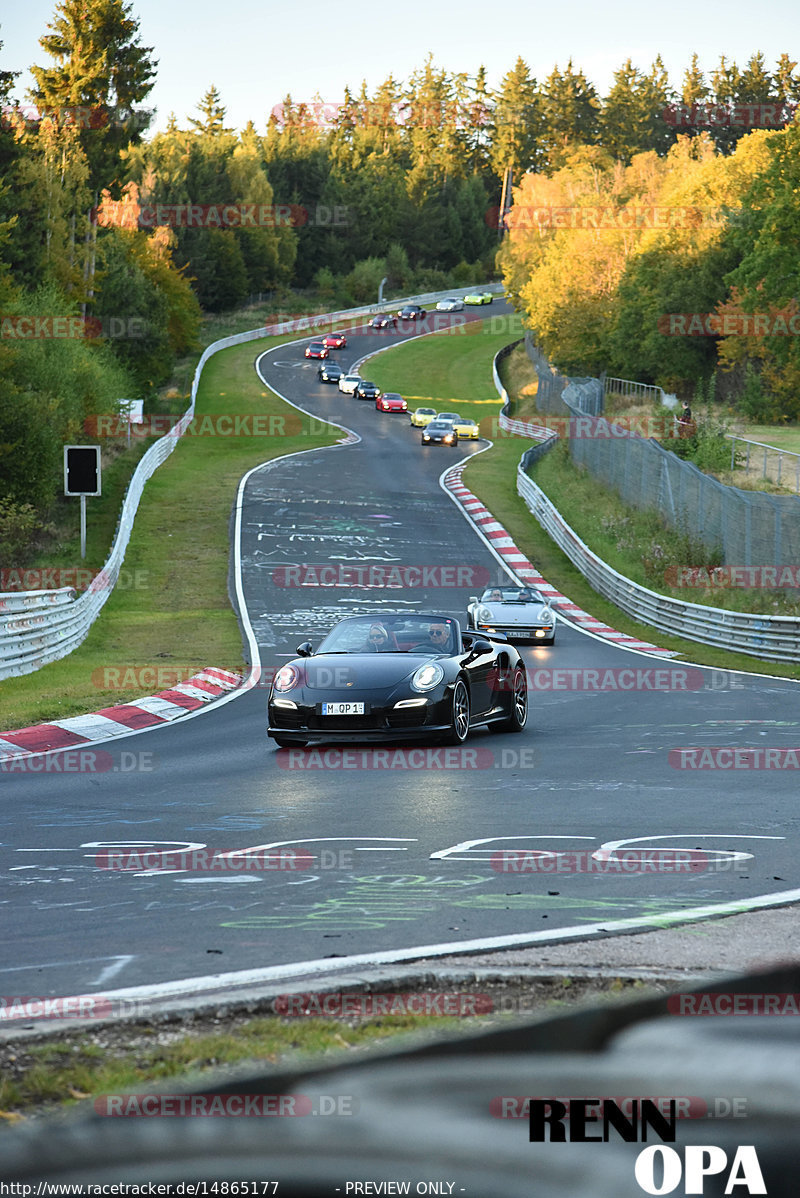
[80,494,87,559]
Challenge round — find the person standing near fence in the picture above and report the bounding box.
[677,400,697,438]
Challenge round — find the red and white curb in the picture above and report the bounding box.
[443,461,677,657]
[0,668,243,762]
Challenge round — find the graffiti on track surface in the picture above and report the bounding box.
[219,873,691,932]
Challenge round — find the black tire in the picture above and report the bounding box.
[443,678,470,745]
[272,735,308,749]
[497,666,527,733]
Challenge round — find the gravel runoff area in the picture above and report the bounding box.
[411,903,800,976]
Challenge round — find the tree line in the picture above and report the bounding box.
[499,120,800,420]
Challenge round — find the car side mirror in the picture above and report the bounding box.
[468,596,478,605]
[463,637,492,662]
[296,641,313,657]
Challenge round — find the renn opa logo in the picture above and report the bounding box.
[528,1099,765,1194]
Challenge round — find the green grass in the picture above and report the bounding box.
[529,440,800,621]
[0,1017,464,1117]
[0,335,341,732]
[736,423,800,453]
[362,318,523,419]
[0,977,648,1119]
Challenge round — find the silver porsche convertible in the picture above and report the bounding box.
[467,584,557,645]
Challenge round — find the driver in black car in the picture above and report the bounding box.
[411,621,453,654]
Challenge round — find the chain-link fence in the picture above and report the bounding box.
[523,334,800,567]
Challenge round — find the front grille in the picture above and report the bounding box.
[387,708,428,728]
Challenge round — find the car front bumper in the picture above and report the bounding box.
[477,623,554,641]
[268,691,455,743]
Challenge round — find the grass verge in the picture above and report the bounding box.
[0,977,656,1120]
[0,335,341,732]
[361,318,522,415]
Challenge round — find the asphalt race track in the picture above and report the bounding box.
[1,306,798,1003]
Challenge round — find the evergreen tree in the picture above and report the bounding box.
[29,0,156,305]
[600,57,676,162]
[708,55,742,154]
[489,57,541,182]
[30,0,156,191]
[538,60,600,169]
[464,65,492,176]
[188,86,234,137]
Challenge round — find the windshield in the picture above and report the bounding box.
[481,586,541,604]
[316,615,459,655]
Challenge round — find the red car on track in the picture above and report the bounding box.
[376,393,408,413]
[322,332,347,349]
[305,341,329,359]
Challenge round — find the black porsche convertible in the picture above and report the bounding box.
[267,613,527,748]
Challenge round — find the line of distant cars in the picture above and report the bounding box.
[307,307,483,440]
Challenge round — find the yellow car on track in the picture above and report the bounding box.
[452,416,480,440]
[437,412,480,440]
[409,407,438,428]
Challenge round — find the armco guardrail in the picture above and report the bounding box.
[516,468,800,662]
[0,285,501,681]
[523,332,800,569]
[492,342,800,663]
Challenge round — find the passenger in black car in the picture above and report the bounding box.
[363,624,391,651]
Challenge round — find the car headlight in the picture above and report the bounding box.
[445,434,454,443]
[423,434,430,441]
[541,608,554,623]
[411,662,444,692]
[273,664,301,692]
[478,606,492,622]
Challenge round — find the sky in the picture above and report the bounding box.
[1,0,798,134]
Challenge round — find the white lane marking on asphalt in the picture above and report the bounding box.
[91,956,136,986]
[220,836,417,861]
[0,955,132,975]
[597,833,784,865]
[431,835,596,861]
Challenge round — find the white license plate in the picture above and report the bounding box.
[321,702,365,716]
